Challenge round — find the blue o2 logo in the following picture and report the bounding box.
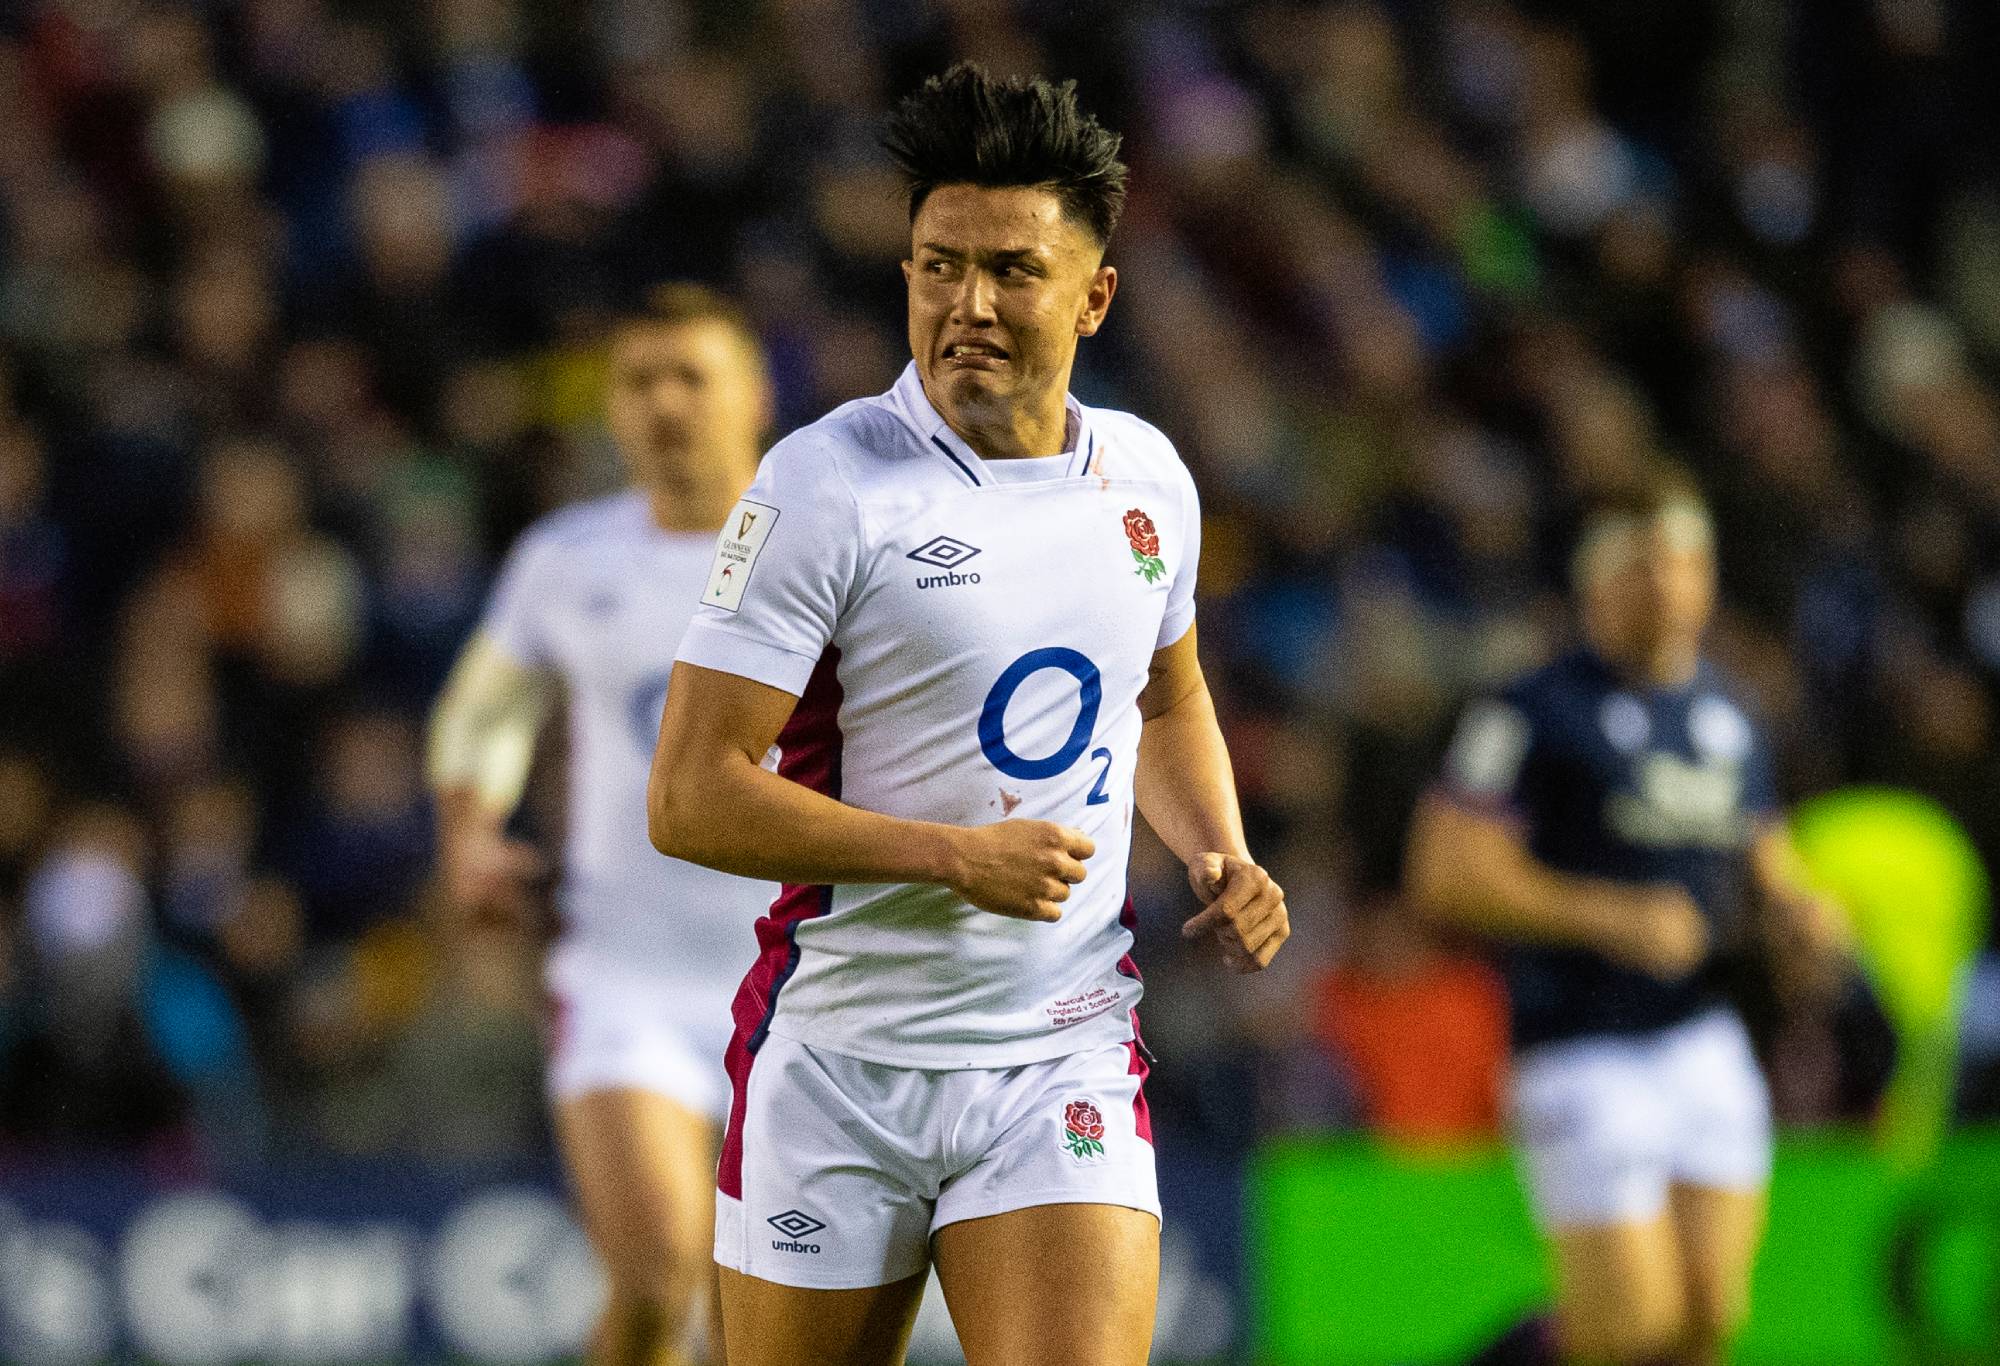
[979,648,1103,781]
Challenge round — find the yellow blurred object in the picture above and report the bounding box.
[1790,788,1987,1170]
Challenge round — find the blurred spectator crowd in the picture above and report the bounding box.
[2,0,1999,1169]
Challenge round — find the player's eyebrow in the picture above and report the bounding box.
[916,242,1050,265]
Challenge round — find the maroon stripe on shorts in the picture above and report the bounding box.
[1126,1036,1153,1145]
[1114,891,1153,1144]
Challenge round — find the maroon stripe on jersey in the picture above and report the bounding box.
[717,647,844,1201]
[1116,892,1142,983]
[1424,783,1527,831]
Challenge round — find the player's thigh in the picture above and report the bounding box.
[932,1203,1159,1366]
[1660,1011,1771,1347]
[1667,1010,1773,1199]
[1546,1214,1687,1364]
[1514,1039,1686,1361]
[555,1087,719,1279]
[1668,1182,1767,1346]
[717,1264,926,1366]
[1511,1033,1674,1233]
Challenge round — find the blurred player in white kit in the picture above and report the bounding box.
[428,284,775,1366]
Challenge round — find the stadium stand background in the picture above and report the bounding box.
[1,0,1998,1343]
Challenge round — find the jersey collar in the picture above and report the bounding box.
[887,362,1098,486]
[1576,643,1709,699]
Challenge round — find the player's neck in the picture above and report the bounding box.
[1642,649,1699,688]
[640,457,757,534]
[1598,641,1700,690]
[946,393,1072,461]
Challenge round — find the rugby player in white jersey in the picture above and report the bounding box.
[429,284,777,1366]
[646,65,1290,1366]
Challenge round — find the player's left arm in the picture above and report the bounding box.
[428,631,554,926]
[1750,819,1851,1002]
[1134,622,1289,972]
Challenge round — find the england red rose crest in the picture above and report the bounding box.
[1124,509,1165,583]
[1062,1099,1107,1159]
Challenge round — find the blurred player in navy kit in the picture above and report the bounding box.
[1405,476,1847,1366]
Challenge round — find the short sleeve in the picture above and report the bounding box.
[675,433,862,697]
[1156,460,1202,650]
[480,530,557,669]
[1438,696,1536,815]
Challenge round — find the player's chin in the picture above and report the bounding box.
[938,364,1011,402]
[622,445,684,480]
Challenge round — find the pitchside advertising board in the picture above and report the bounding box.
[0,1163,600,1364]
[1253,1130,2000,1365]
[0,1147,1249,1364]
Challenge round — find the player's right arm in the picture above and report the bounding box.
[648,663,1092,921]
[1402,699,1706,980]
[427,631,553,924]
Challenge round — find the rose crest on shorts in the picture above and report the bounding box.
[1123,509,1165,584]
[1061,1098,1107,1160]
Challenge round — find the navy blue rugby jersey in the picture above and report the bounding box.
[1436,648,1777,1049]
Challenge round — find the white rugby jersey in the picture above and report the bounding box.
[677,363,1200,1069]
[482,491,779,1019]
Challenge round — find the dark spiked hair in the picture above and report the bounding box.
[881,63,1129,249]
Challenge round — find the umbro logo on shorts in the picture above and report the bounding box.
[767,1209,827,1253]
[908,535,984,590]
[767,1209,826,1238]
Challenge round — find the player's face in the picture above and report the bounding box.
[606,319,770,484]
[1587,521,1717,663]
[902,184,1116,437]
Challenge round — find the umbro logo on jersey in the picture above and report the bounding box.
[909,535,984,589]
[907,535,982,569]
[767,1209,826,1253]
[916,568,982,590]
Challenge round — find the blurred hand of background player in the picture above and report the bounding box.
[441,823,546,929]
[1597,884,1709,980]
[1182,853,1290,972]
[948,820,1095,922]
[1765,889,1852,1005]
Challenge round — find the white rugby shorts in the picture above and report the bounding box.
[543,942,733,1121]
[1510,1007,1773,1228]
[715,1033,1159,1289]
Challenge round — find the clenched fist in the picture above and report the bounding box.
[1181,853,1289,972]
[1598,884,1709,981]
[948,820,1096,922]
